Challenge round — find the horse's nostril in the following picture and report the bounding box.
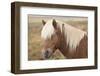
[46,50,49,54]
[45,50,49,58]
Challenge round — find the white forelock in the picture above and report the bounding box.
[41,19,55,40]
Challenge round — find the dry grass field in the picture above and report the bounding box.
[28,15,88,60]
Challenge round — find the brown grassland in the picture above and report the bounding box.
[28,16,88,60]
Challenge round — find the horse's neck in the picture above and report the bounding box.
[58,31,69,57]
[59,45,69,58]
[58,23,87,58]
[59,35,87,58]
[56,20,87,58]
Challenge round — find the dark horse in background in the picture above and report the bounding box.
[41,19,88,59]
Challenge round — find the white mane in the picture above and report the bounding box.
[41,19,87,50]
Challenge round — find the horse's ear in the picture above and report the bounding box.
[42,20,46,25]
[52,19,57,29]
[62,24,65,34]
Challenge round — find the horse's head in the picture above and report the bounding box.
[41,19,63,59]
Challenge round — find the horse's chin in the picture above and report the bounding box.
[42,55,51,60]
